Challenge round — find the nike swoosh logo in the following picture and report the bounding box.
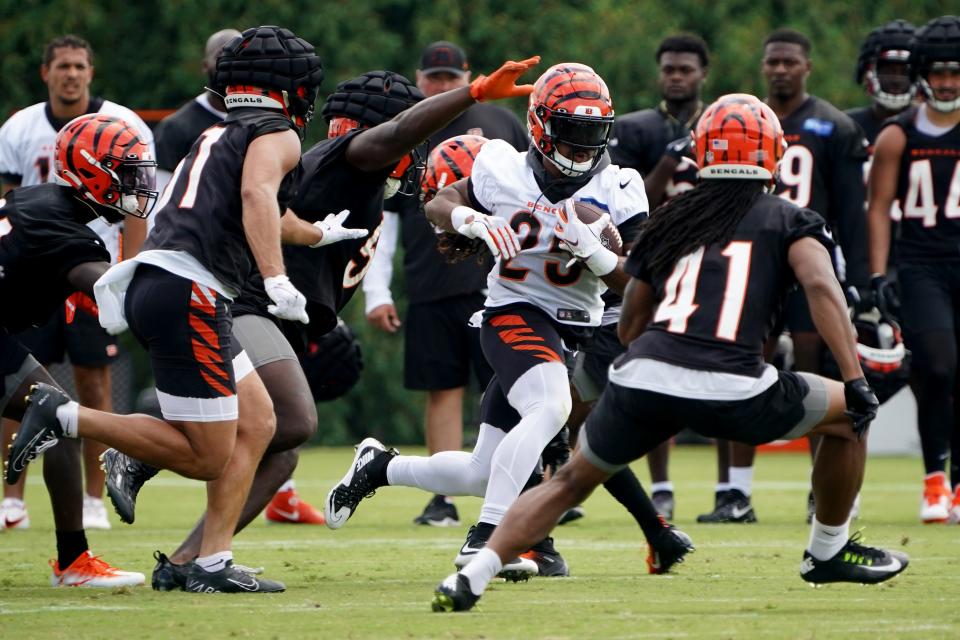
[4,516,26,528]
[619,178,632,189]
[227,577,260,591]
[459,544,484,554]
[565,238,579,247]
[650,554,662,570]
[730,505,753,519]
[271,507,300,521]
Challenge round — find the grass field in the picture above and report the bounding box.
[1,446,958,639]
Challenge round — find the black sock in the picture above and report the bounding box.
[370,453,393,487]
[603,468,664,542]
[56,530,89,569]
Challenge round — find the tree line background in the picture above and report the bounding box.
[0,0,946,445]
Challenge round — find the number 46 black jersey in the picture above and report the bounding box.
[623,193,833,377]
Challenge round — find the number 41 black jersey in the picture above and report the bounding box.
[622,193,833,377]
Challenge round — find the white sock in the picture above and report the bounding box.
[716,482,730,493]
[196,550,233,573]
[651,481,674,494]
[277,479,295,493]
[459,548,502,596]
[807,517,849,561]
[728,466,754,497]
[56,401,79,438]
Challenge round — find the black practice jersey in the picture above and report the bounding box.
[845,105,889,147]
[774,96,869,285]
[0,184,109,331]
[622,194,833,377]
[389,102,528,304]
[233,130,393,335]
[144,109,301,295]
[888,106,960,263]
[154,97,224,172]
[608,104,700,201]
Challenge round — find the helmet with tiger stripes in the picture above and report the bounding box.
[54,113,158,223]
[422,134,489,203]
[695,93,785,182]
[528,62,614,177]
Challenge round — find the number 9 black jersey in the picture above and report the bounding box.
[887,106,960,263]
[622,194,833,377]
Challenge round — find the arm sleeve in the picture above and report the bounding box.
[361,209,399,313]
[828,125,870,285]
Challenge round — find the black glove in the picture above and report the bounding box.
[541,426,571,476]
[664,135,693,162]
[844,378,879,440]
[870,274,900,319]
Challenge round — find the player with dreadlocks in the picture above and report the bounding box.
[431,93,908,612]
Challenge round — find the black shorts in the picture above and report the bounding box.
[783,288,816,334]
[580,370,811,472]
[898,262,960,337]
[15,303,119,368]
[404,292,492,391]
[126,265,237,420]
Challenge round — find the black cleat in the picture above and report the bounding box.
[413,494,461,527]
[800,532,909,584]
[101,448,159,524]
[184,560,285,593]
[6,383,68,485]
[652,490,676,520]
[696,489,757,523]
[454,523,538,582]
[432,573,480,612]
[152,550,193,591]
[647,523,695,574]
[522,536,569,577]
[324,437,397,529]
[557,505,585,525]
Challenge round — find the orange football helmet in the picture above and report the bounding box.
[54,113,157,222]
[695,94,785,182]
[528,63,614,177]
[422,134,489,203]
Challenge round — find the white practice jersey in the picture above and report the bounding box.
[471,139,648,326]
[0,100,155,263]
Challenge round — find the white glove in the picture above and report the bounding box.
[555,199,619,276]
[263,274,309,324]
[309,209,369,248]
[451,205,521,260]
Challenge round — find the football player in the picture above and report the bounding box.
[9,26,324,593]
[0,34,155,532]
[605,32,711,519]
[867,16,960,524]
[702,29,871,524]
[324,62,650,580]
[432,94,908,612]
[0,113,153,587]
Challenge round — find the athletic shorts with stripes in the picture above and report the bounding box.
[125,264,238,422]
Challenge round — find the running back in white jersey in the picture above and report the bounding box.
[470,139,648,326]
[0,100,155,263]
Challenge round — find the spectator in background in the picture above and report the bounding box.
[0,34,154,532]
[362,41,528,527]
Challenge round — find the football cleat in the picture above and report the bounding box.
[0,498,30,530]
[799,532,909,584]
[521,536,569,577]
[921,472,950,524]
[6,383,68,485]
[697,489,731,522]
[696,489,757,523]
[82,496,111,530]
[652,490,675,520]
[324,437,397,529]
[413,494,461,527]
[557,505,585,525]
[432,573,480,612]
[265,487,326,525]
[50,550,145,588]
[101,448,160,525]
[454,523,538,581]
[184,560,285,593]
[647,520,695,575]
[152,550,193,591]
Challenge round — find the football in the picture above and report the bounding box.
[567,201,624,255]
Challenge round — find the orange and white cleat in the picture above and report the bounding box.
[265,488,326,525]
[949,485,960,525]
[50,551,145,587]
[921,472,951,524]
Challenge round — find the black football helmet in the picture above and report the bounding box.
[910,16,960,113]
[298,319,363,402]
[855,20,916,111]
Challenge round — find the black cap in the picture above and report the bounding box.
[419,41,469,76]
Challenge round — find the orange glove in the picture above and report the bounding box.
[65,292,99,324]
[469,56,541,102]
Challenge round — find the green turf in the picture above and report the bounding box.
[1,446,958,639]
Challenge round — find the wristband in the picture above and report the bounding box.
[451,205,477,231]
[585,247,619,276]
